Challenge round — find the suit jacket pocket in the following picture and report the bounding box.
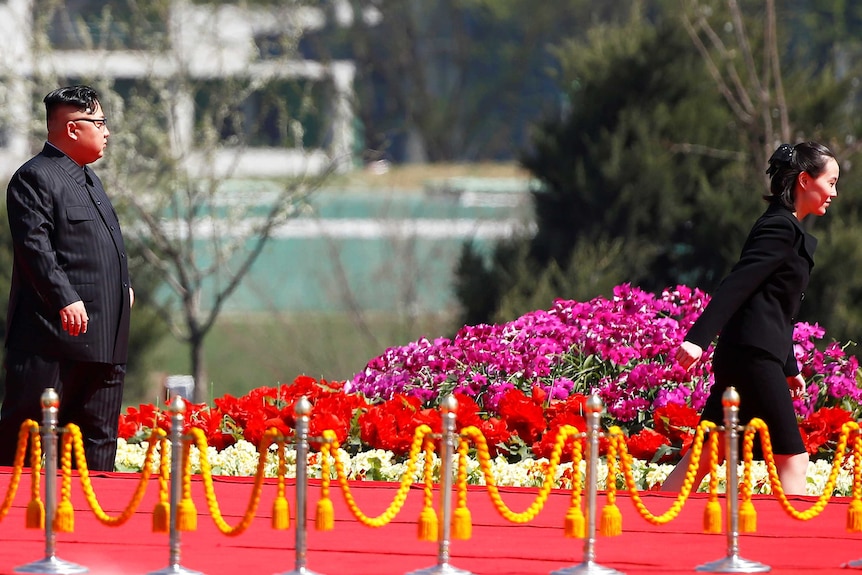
[66,206,94,222]
[74,283,95,303]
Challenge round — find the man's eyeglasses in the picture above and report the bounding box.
[70,117,108,130]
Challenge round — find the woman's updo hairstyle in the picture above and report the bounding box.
[765,141,836,210]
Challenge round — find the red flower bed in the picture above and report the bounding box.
[118,376,854,463]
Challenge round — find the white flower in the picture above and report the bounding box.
[111,440,854,496]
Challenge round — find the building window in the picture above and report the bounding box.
[34,0,169,51]
[193,78,333,149]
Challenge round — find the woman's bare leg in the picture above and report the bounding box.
[773,452,809,495]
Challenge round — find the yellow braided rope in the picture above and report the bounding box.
[605,428,619,505]
[27,424,43,529]
[321,425,432,528]
[455,437,470,513]
[61,424,164,526]
[186,426,277,536]
[0,420,38,521]
[452,435,474,539]
[743,418,857,520]
[417,435,439,540]
[459,424,578,523]
[568,436,584,508]
[56,429,75,531]
[853,433,862,504]
[614,421,717,524]
[849,432,862,533]
[158,436,170,505]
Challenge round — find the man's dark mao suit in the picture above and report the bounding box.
[0,143,131,469]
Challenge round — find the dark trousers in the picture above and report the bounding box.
[0,349,125,471]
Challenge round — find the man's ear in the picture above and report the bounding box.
[66,121,80,141]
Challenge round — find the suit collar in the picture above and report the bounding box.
[41,142,89,187]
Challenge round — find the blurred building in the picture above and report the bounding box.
[0,0,356,176]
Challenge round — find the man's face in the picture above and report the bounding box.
[60,101,110,165]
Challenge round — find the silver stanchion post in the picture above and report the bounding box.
[551,394,624,575]
[277,395,325,575]
[696,387,770,573]
[407,394,475,575]
[16,388,88,574]
[147,395,205,575]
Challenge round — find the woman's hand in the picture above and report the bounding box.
[675,340,703,371]
[787,374,807,400]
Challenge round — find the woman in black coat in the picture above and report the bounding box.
[662,141,839,495]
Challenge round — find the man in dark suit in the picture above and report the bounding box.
[0,85,133,471]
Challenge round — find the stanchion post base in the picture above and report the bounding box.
[274,568,327,575]
[146,564,206,575]
[551,561,625,575]
[15,556,89,574]
[696,555,770,573]
[406,563,476,575]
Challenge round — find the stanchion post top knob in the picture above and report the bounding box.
[722,386,740,408]
[40,388,59,409]
[442,394,458,413]
[169,394,186,414]
[295,395,311,416]
[586,393,604,414]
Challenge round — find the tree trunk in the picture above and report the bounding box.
[190,333,208,404]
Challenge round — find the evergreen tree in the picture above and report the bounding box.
[456,19,753,324]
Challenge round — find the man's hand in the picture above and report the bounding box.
[675,340,703,371]
[60,301,88,336]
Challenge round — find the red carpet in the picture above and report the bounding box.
[0,469,859,574]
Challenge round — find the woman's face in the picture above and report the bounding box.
[796,157,839,220]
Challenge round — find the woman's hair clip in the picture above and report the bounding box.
[766,143,795,176]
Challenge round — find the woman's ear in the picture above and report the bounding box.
[797,171,809,189]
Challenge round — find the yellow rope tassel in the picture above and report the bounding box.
[599,502,622,536]
[53,429,75,533]
[564,505,585,538]
[316,439,334,531]
[600,435,622,537]
[177,497,197,531]
[177,438,197,531]
[417,436,438,541]
[153,435,170,533]
[739,499,757,533]
[25,498,44,529]
[273,439,290,530]
[848,499,862,533]
[451,506,472,540]
[152,501,170,533]
[703,499,722,534]
[272,495,290,530]
[53,499,75,533]
[417,506,438,542]
[703,429,722,534]
[316,497,334,531]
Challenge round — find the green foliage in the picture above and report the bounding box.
[456,18,753,324]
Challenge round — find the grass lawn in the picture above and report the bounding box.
[134,310,456,405]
